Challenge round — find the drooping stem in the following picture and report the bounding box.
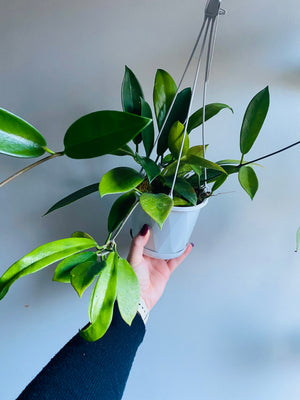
[0,152,64,189]
[240,140,300,167]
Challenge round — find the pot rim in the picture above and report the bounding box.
[170,197,208,213]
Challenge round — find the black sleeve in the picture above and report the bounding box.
[16,307,146,400]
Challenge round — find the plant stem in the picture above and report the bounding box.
[0,152,64,189]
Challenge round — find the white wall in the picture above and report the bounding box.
[1,1,300,399]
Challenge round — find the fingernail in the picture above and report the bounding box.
[139,224,149,236]
[190,242,195,248]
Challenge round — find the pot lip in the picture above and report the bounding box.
[171,197,209,212]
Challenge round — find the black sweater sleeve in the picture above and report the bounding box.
[16,307,146,400]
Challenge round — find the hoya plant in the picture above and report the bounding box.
[0,65,290,342]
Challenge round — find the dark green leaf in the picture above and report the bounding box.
[0,108,47,158]
[64,111,151,159]
[53,251,97,283]
[71,260,105,297]
[141,98,154,157]
[164,176,197,206]
[99,167,143,197]
[108,192,137,233]
[238,166,259,199]
[122,66,144,115]
[140,193,174,229]
[81,252,117,342]
[44,183,99,216]
[211,174,228,193]
[187,103,233,133]
[110,145,134,157]
[157,88,192,156]
[135,154,161,183]
[0,238,97,300]
[168,121,189,159]
[240,87,270,155]
[153,69,177,129]
[116,257,140,325]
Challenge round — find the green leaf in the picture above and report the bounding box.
[44,183,99,216]
[110,145,134,157]
[71,231,96,241]
[240,87,270,155]
[168,121,189,159]
[164,176,197,206]
[122,66,144,115]
[135,154,161,183]
[53,251,97,283]
[173,197,190,206]
[211,174,228,193]
[186,154,227,174]
[108,192,137,233]
[238,166,259,200]
[0,238,97,300]
[0,108,47,158]
[141,98,154,157]
[187,145,208,159]
[153,69,177,129]
[140,193,174,229]
[296,227,300,252]
[187,103,233,133]
[71,260,104,298]
[99,167,143,197]
[157,88,192,156]
[64,111,151,159]
[116,257,140,325]
[81,252,117,342]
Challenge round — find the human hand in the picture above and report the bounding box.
[127,224,193,311]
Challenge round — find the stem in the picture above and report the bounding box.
[0,152,64,189]
[240,154,244,165]
[111,201,139,242]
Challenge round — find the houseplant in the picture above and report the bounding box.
[1,64,298,342]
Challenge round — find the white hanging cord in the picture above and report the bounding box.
[169,19,212,199]
[149,16,209,158]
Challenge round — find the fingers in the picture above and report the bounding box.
[127,224,150,266]
[167,243,194,273]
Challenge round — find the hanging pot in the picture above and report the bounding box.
[131,198,208,259]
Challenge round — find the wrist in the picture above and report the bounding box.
[137,297,149,324]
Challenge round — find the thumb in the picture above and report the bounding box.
[127,224,150,266]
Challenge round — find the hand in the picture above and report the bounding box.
[127,224,193,311]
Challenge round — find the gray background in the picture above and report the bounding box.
[1,1,300,399]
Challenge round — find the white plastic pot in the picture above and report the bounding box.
[131,199,208,259]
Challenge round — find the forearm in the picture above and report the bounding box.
[16,306,145,400]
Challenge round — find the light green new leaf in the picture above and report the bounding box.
[240,87,270,155]
[99,167,143,197]
[238,166,259,200]
[0,238,97,300]
[153,69,177,129]
[71,231,97,241]
[81,252,117,342]
[0,108,47,158]
[187,145,208,159]
[135,154,161,183]
[140,193,174,229]
[157,88,192,156]
[71,260,104,298]
[187,103,233,133]
[117,257,140,325]
[64,111,151,159]
[141,98,154,157]
[168,121,189,159]
[44,183,99,216]
[108,192,137,233]
[296,227,300,252]
[53,251,97,283]
[186,154,227,174]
